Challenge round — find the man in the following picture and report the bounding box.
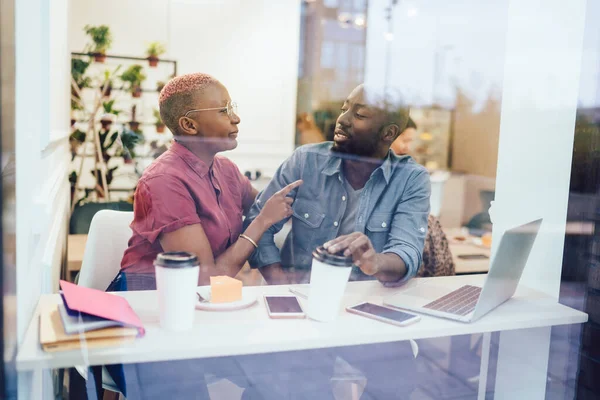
[241,84,431,399]
[246,84,430,286]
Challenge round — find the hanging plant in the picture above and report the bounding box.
[100,100,121,130]
[154,109,165,133]
[71,58,91,110]
[120,128,144,164]
[120,64,146,98]
[69,129,86,161]
[84,25,113,63]
[156,80,166,93]
[128,104,140,131]
[146,42,166,67]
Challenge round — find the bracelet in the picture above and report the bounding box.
[239,234,258,249]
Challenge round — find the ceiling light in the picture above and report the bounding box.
[354,14,366,27]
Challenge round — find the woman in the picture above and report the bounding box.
[391,117,455,277]
[108,73,302,291]
[296,112,325,145]
[91,73,302,399]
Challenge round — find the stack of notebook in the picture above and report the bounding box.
[39,280,145,352]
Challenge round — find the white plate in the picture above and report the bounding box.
[195,286,257,311]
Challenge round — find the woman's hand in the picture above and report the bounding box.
[257,180,303,227]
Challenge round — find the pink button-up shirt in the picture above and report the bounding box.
[121,141,254,274]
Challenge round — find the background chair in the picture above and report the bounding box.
[75,210,134,397]
[70,201,134,234]
[430,171,451,217]
[464,190,495,235]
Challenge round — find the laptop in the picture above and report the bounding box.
[384,218,542,323]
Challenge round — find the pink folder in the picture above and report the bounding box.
[59,280,145,336]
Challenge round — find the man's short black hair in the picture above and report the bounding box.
[405,117,417,130]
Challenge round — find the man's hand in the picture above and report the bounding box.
[324,232,379,275]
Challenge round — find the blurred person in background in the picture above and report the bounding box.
[390,116,416,155]
[391,117,455,277]
[296,112,326,145]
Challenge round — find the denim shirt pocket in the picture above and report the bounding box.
[365,212,393,251]
[292,198,326,228]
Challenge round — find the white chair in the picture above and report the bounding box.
[429,171,450,217]
[76,210,134,397]
[78,210,134,290]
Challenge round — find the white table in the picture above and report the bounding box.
[17,276,587,398]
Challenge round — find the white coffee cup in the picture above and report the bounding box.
[154,252,200,331]
[306,246,353,322]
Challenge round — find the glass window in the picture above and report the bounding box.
[320,41,336,69]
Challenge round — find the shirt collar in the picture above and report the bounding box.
[170,140,210,178]
[322,149,410,184]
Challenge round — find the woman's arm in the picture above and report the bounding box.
[243,187,259,215]
[160,180,302,283]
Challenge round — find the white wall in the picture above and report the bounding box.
[16,0,71,398]
[69,0,301,178]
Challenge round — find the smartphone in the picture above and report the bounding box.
[346,302,421,327]
[264,295,306,319]
[457,254,489,260]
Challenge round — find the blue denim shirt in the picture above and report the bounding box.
[245,142,431,284]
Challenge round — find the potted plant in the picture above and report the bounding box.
[69,129,86,161]
[100,100,121,130]
[156,80,166,93]
[120,128,144,164]
[84,25,113,63]
[71,58,91,109]
[128,105,140,131]
[146,42,166,67]
[154,109,166,133]
[120,64,146,98]
[101,70,113,97]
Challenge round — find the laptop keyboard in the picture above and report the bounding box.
[423,285,482,316]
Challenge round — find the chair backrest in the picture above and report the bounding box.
[78,210,134,291]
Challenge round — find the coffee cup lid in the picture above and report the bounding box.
[154,252,199,268]
[312,246,354,267]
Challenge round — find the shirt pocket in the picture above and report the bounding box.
[365,212,393,251]
[292,198,325,228]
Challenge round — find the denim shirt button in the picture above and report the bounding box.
[333,221,338,227]
[304,213,309,218]
[381,222,387,228]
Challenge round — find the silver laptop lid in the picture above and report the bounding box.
[471,218,542,321]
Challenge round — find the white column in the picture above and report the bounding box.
[493,0,586,298]
[492,0,587,398]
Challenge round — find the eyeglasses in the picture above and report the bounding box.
[184,101,238,119]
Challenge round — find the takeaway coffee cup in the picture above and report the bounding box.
[306,246,353,322]
[154,252,200,331]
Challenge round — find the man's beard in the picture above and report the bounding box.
[331,129,383,158]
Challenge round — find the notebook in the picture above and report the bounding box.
[57,301,122,335]
[40,302,138,352]
[59,280,145,335]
